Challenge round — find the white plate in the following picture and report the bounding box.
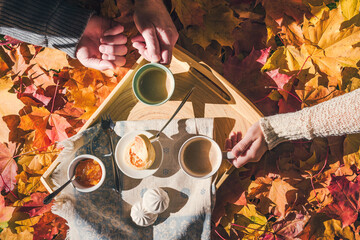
[115,130,163,179]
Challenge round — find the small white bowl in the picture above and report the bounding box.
[67,154,106,193]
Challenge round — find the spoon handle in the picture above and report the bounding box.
[43,176,74,205]
[151,87,194,141]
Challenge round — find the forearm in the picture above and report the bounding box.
[260,89,360,149]
[0,0,93,58]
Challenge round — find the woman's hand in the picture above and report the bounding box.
[76,15,127,71]
[226,122,268,168]
[132,0,178,65]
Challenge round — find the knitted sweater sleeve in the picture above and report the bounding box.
[259,88,360,150]
[0,0,93,58]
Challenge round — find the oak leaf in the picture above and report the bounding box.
[0,142,18,192]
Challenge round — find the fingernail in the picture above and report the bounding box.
[99,45,105,52]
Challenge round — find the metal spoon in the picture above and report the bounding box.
[43,174,78,205]
[149,87,195,142]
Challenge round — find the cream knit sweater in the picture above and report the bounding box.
[259,88,360,150]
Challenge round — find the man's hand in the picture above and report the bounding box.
[132,0,178,65]
[226,122,268,168]
[76,15,127,71]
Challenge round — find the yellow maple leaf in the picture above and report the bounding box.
[0,228,33,240]
[18,136,59,174]
[186,4,241,49]
[15,215,42,233]
[343,133,360,169]
[262,45,314,73]
[16,171,46,196]
[232,204,269,238]
[308,214,356,239]
[340,0,360,20]
[302,7,360,78]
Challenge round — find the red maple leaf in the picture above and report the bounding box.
[33,212,69,240]
[0,142,18,192]
[322,175,360,227]
[19,192,52,217]
[223,47,279,116]
[46,113,72,143]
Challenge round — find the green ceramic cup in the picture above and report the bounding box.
[132,63,175,106]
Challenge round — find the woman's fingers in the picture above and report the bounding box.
[99,45,128,56]
[140,27,161,62]
[101,34,127,45]
[103,23,125,36]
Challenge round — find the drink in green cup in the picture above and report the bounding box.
[133,63,175,106]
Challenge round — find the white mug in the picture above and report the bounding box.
[178,136,235,179]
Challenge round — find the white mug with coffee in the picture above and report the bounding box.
[178,136,235,179]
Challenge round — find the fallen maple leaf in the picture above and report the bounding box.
[340,0,360,20]
[230,203,269,238]
[18,107,51,149]
[186,3,241,49]
[302,7,360,79]
[46,113,72,143]
[0,228,33,240]
[0,194,15,228]
[32,48,69,71]
[32,212,69,240]
[0,142,18,192]
[14,215,42,233]
[14,192,52,218]
[268,178,297,217]
[343,133,360,169]
[322,175,360,227]
[300,213,356,239]
[16,170,47,195]
[223,47,279,116]
[172,0,206,28]
[262,211,310,239]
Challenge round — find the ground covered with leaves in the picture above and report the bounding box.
[0,0,359,239]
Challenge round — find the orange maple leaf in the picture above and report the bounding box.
[19,107,51,149]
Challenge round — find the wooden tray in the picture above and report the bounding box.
[41,45,263,193]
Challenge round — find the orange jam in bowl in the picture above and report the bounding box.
[75,159,102,187]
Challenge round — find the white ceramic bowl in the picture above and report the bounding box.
[67,154,106,193]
